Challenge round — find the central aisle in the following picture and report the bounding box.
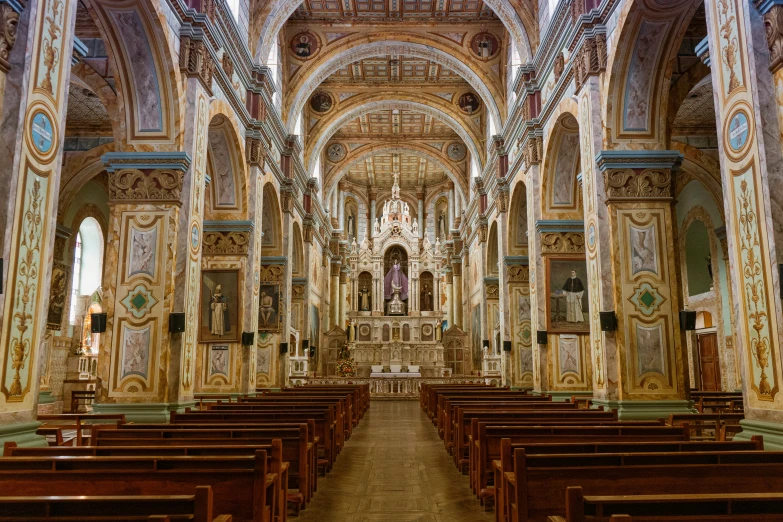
[298,400,494,522]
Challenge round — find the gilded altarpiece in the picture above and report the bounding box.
[0,0,76,414]
[704,0,783,412]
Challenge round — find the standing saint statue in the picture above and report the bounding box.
[384,259,409,300]
[360,285,371,311]
[562,270,585,323]
[421,284,432,311]
[210,285,229,336]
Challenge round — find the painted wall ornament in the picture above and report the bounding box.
[447,142,467,161]
[728,110,750,152]
[310,91,333,114]
[46,262,70,330]
[200,270,240,343]
[470,32,500,60]
[327,142,346,162]
[31,111,54,153]
[546,257,589,333]
[458,92,481,114]
[290,31,320,60]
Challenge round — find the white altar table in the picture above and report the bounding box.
[370,372,422,378]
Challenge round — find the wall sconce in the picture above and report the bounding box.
[599,312,617,332]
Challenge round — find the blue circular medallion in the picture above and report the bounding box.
[190,224,199,249]
[588,223,596,249]
[729,112,749,151]
[31,112,53,153]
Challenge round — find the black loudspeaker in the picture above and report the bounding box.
[169,312,186,333]
[680,310,697,331]
[280,342,288,354]
[242,332,254,346]
[503,341,512,352]
[302,339,309,351]
[90,313,107,333]
[482,339,490,350]
[309,346,316,358]
[599,311,617,332]
[536,331,548,345]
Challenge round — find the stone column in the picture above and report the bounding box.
[0,1,21,120]
[454,191,463,228]
[339,268,349,329]
[444,268,454,328]
[448,185,456,231]
[703,0,783,444]
[368,186,377,238]
[277,181,296,388]
[452,260,463,328]
[330,261,341,328]
[494,182,512,385]
[0,0,76,445]
[417,188,425,239]
[590,151,691,418]
[337,185,345,232]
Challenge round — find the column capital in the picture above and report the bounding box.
[0,1,22,74]
[281,179,297,214]
[202,220,253,256]
[573,31,607,93]
[595,150,682,202]
[102,152,191,203]
[179,32,215,96]
[759,2,783,72]
[520,135,543,167]
[245,136,266,167]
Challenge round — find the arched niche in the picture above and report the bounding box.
[420,271,435,312]
[508,182,528,256]
[434,196,449,241]
[486,222,499,278]
[358,271,373,312]
[685,220,713,297]
[345,196,359,242]
[206,115,247,219]
[292,222,305,278]
[261,183,283,256]
[542,113,582,219]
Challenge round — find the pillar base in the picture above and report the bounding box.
[92,401,197,423]
[0,421,48,451]
[734,419,783,451]
[591,399,697,420]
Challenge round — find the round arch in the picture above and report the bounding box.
[286,38,503,134]
[58,143,116,216]
[206,105,250,219]
[292,222,305,277]
[486,220,499,277]
[507,181,529,256]
[323,143,469,203]
[541,112,582,220]
[261,183,284,256]
[254,0,533,69]
[307,94,484,173]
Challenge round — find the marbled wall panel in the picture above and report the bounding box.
[622,20,669,132]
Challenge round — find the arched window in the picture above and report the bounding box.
[69,217,104,324]
[267,36,282,109]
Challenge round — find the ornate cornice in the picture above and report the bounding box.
[102,152,192,172]
[595,151,681,201]
[0,1,20,74]
[107,169,183,204]
[521,135,543,167]
[540,231,585,254]
[202,230,250,255]
[573,31,607,93]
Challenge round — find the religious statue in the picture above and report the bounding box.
[347,213,354,238]
[210,285,229,336]
[438,213,446,239]
[412,218,419,235]
[403,202,409,215]
[384,259,409,300]
[562,270,585,322]
[347,318,356,342]
[435,319,443,341]
[391,173,401,199]
[360,285,371,311]
[374,218,381,234]
[421,284,433,311]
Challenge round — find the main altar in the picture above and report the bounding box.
[334,174,447,377]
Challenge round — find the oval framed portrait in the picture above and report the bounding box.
[310,91,334,114]
[470,32,500,61]
[290,31,321,61]
[458,92,481,115]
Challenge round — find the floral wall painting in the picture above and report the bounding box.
[210,345,229,377]
[200,270,240,342]
[258,283,282,332]
[546,257,589,333]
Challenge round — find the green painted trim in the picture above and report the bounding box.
[590,399,697,420]
[0,421,47,450]
[734,419,783,451]
[38,391,55,405]
[92,401,198,423]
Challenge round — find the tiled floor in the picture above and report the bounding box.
[297,400,494,522]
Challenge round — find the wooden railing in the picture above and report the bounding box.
[288,376,485,398]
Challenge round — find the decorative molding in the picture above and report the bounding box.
[602,169,673,201]
[540,231,585,254]
[102,153,192,173]
[281,180,296,214]
[202,231,250,255]
[696,36,711,67]
[574,32,607,93]
[521,135,543,167]
[179,34,215,95]
[245,136,265,167]
[0,2,20,74]
[508,264,529,282]
[203,220,253,232]
[763,5,783,72]
[107,169,184,203]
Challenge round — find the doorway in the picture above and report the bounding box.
[697,332,721,391]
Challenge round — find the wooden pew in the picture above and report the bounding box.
[553,486,783,522]
[496,438,763,522]
[437,395,552,437]
[36,414,126,446]
[665,412,744,441]
[234,398,348,446]
[96,424,309,508]
[449,410,618,470]
[420,384,492,414]
[472,424,688,501]
[0,452,277,522]
[424,386,502,421]
[509,450,783,522]
[272,390,360,427]
[0,485,231,522]
[286,385,369,417]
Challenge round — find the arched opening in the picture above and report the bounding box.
[420,271,434,312]
[486,223,499,277]
[685,220,713,296]
[261,183,284,256]
[69,217,104,325]
[358,271,373,312]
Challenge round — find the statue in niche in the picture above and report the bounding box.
[347,212,355,239]
[403,202,409,215]
[412,218,419,235]
[210,285,229,336]
[438,213,446,239]
[384,259,409,300]
[435,319,443,341]
[391,173,401,199]
[421,284,433,311]
[360,285,371,311]
[374,218,381,234]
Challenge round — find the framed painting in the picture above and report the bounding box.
[47,261,70,329]
[546,256,589,333]
[199,269,240,342]
[258,283,282,332]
